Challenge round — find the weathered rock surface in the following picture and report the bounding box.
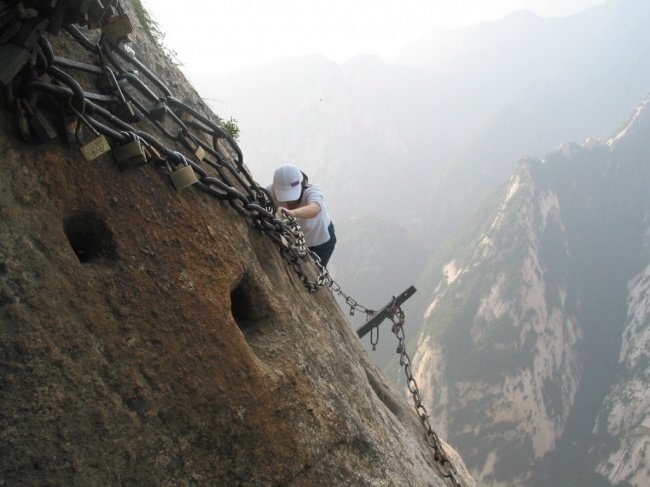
[595,264,650,486]
[0,2,474,486]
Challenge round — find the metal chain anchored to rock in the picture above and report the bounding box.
[0,2,462,484]
[0,0,374,299]
[357,288,462,486]
[390,303,462,486]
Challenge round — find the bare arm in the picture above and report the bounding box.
[283,202,321,219]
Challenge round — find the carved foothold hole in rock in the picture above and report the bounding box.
[230,272,268,337]
[63,211,117,264]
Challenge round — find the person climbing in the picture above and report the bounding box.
[269,164,336,267]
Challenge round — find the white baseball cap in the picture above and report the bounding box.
[273,164,303,202]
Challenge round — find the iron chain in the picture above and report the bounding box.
[389,304,462,487]
[0,0,342,295]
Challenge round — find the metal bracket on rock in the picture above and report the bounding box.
[356,285,416,339]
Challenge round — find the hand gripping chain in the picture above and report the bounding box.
[0,0,327,293]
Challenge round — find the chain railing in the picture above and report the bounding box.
[389,304,461,487]
[1,0,330,291]
[0,2,462,485]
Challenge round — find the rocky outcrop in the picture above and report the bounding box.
[0,2,473,485]
[594,266,650,486]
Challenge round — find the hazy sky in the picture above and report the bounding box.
[143,0,606,77]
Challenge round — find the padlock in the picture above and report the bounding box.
[179,111,192,124]
[46,1,69,35]
[143,144,165,164]
[12,18,49,48]
[194,144,206,161]
[170,164,198,191]
[87,0,108,28]
[0,44,31,88]
[80,135,111,162]
[148,100,167,122]
[102,14,132,42]
[113,136,147,170]
[0,18,21,43]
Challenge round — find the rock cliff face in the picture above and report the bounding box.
[0,2,473,485]
[595,264,650,486]
[591,101,650,487]
[410,95,650,485]
[411,162,582,486]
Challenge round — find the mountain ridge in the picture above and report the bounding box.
[410,94,650,485]
[205,0,650,254]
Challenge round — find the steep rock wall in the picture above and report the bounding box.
[595,264,650,487]
[0,2,473,486]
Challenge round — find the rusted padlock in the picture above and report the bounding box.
[102,14,132,42]
[148,100,167,122]
[170,164,198,191]
[194,144,206,161]
[87,0,109,29]
[179,111,192,124]
[80,134,112,162]
[143,143,165,164]
[113,135,147,170]
[0,44,31,88]
[46,1,68,35]
[12,18,49,48]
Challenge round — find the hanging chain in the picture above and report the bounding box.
[389,303,462,487]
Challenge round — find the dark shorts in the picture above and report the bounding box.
[309,222,336,267]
